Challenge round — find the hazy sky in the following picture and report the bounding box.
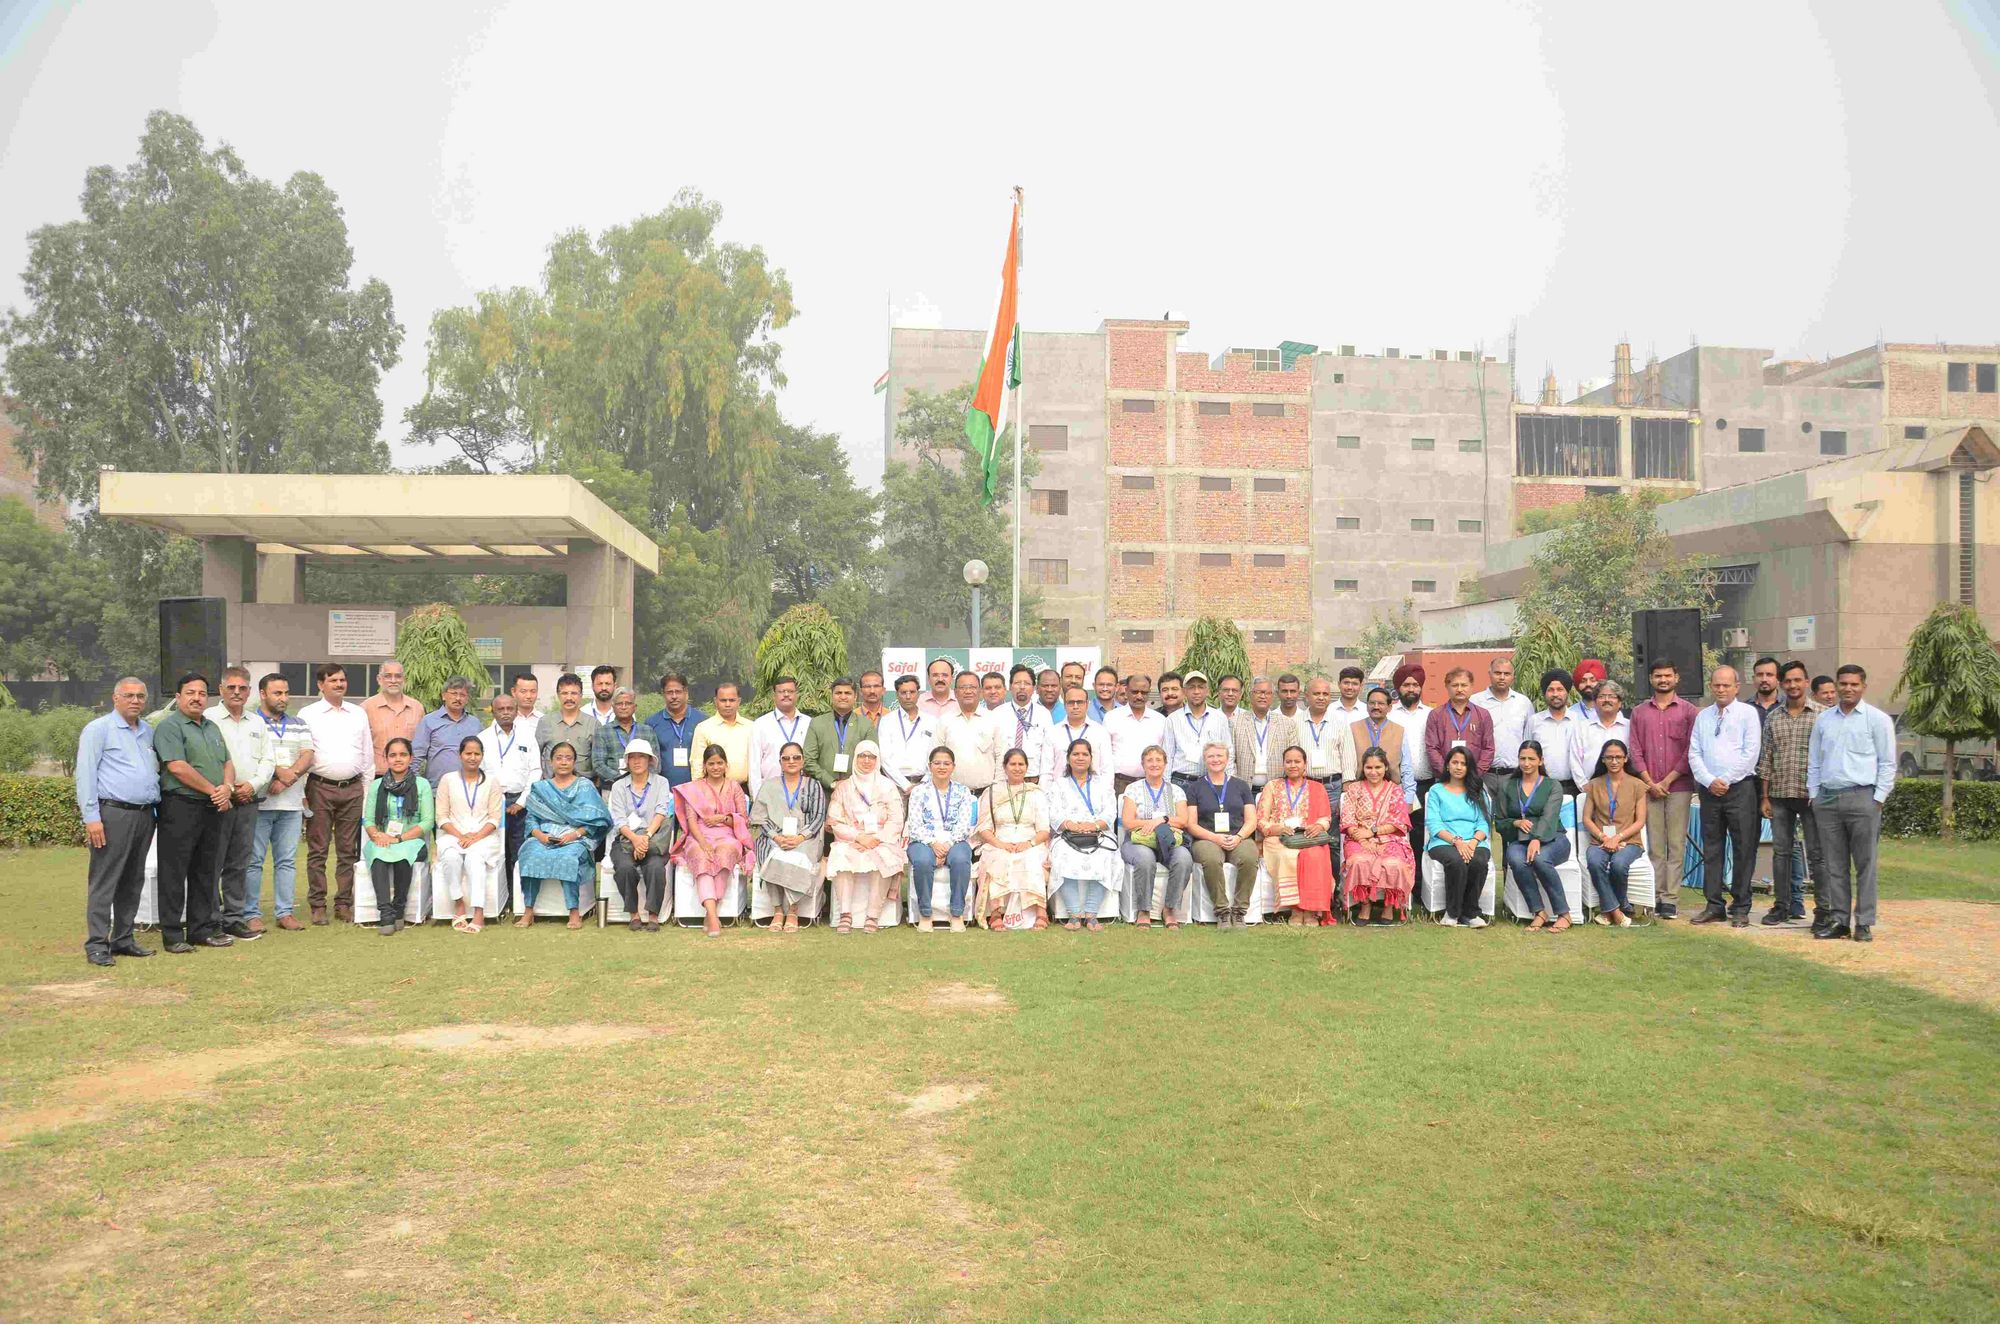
[4,0,1998,482]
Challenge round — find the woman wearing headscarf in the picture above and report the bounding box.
[977,747,1051,929]
[750,740,827,933]
[671,744,756,937]
[363,736,435,935]
[1045,736,1120,931]
[515,740,612,930]
[606,737,672,932]
[1341,745,1415,925]
[826,740,905,934]
[1258,745,1337,925]
[436,733,504,933]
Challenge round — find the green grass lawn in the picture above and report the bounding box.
[0,841,1994,1322]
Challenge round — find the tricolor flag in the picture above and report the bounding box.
[872,368,888,395]
[963,199,1021,506]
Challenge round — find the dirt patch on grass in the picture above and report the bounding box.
[0,1044,291,1144]
[341,1022,655,1054]
[925,982,1012,1013]
[20,980,186,1007]
[903,1082,984,1116]
[1710,899,2000,1011]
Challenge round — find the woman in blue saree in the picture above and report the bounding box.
[514,740,612,929]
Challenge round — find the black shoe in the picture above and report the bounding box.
[1654,905,1678,921]
[111,941,154,958]
[87,950,115,967]
[1688,908,1727,925]
[1813,923,1851,941]
[226,923,263,942]
[1729,916,1749,928]
[163,941,196,954]
[1853,925,1872,942]
[1789,908,1807,922]
[378,922,397,936]
[1759,908,1789,927]
[198,933,235,948]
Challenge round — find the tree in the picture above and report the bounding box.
[1893,602,2000,839]
[1176,617,1251,685]
[0,498,116,680]
[1513,491,1712,684]
[758,422,882,663]
[750,603,848,718]
[394,604,491,708]
[1356,598,1418,672]
[2,111,401,505]
[1510,611,1579,708]
[879,384,1039,645]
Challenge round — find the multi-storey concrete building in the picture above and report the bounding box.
[884,317,2000,676]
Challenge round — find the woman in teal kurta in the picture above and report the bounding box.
[362,736,435,934]
[515,740,612,930]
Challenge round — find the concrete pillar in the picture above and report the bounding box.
[255,551,304,604]
[201,538,253,662]
[563,543,634,679]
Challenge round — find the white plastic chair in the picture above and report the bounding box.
[672,862,747,926]
[750,858,828,927]
[352,860,432,924]
[511,859,590,918]
[1419,851,1497,919]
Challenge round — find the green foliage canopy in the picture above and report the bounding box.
[750,603,849,718]
[394,604,491,709]
[1175,617,1252,684]
[1893,601,2000,838]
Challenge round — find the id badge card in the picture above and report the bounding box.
[672,747,689,767]
[782,815,800,836]
[1309,750,1327,772]
[385,819,403,837]
[1213,811,1230,833]
[1452,740,1467,750]
[1253,749,1268,776]
[1285,816,1303,830]
[834,754,849,774]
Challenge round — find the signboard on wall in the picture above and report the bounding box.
[881,646,1103,685]
[472,636,504,663]
[327,609,396,656]
[1787,615,1817,651]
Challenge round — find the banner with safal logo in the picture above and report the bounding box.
[882,647,1102,685]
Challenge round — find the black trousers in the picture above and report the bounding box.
[610,837,668,918]
[1700,778,1759,917]
[1428,843,1490,921]
[85,802,155,956]
[371,858,415,923]
[501,795,528,911]
[156,795,228,945]
[1409,778,1435,859]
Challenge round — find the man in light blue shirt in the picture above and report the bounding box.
[1163,671,1236,787]
[75,677,160,965]
[1806,664,1897,941]
[1688,665,1764,926]
[412,676,486,785]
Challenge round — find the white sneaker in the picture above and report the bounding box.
[1468,916,1488,929]
[949,917,966,933]
[1615,912,1632,927]
[1592,913,1611,926]
[1438,916,1459,927]
[918,917,934,932]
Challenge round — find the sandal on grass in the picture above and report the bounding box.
[784,916,799,933]
[1085,918,1103,931]
[452,916,475,933]
[1063,919,1081,931]
[837,916,852,935]
[862,916,879,934]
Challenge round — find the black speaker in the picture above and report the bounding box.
[1632,608,1702,697]
[158,597,227,695]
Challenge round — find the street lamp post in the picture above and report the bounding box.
[963,559,990,649]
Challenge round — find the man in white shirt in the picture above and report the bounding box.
[938,670,1001,793]
[480,693,541,892]
[250,673,315,930]
[1276,672,1303,721]
[1385,664,1433,855]
[1525,669,1584,791]
[1216,675,1246,722]
[1331,666,1368,724]
[990,665,1052,779]
[1472,656,1537,800]
[1104,674,1167,793]
[1156,672,1184,720]
[748,675,811,797]
[917,656,957,721]
[877,675,939,790]
[205,666,275,941]
[1041,684,1110,784]
[587,665,620,726]
[980,671,1008,714]
[1163,670,1235,787]
[509,673,542,746]
[1230,676,1298,792]
[1569,681,1632,788]
[1296,675,1358,788]
[296,661,373,924]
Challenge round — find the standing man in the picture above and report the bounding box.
[856,670,890,727]
[993,664,1052,778]
[1331,667,1368,725]
[297,663,372,925]
[918,656,958,720]
[252,673,315,931]
[1628,661,1697,920]
[1040,684,1109,784]
[1527,670,1583,793]
[690,681,754,786]
[588,665,620,726]
[152,673,237,953]
[748,676,810,797]
[1749,657,1782,720]
[1807,664,1895,942]
[1351,685,1417,804]
[1472,657,1535,802]
[1216,675,1246,722]
[510,673,543,745]
[1296,676,1357,794]
[1572,659,1608,708]
[1570,682,1632,788]
[362,659,422,776]
[1156,672,1185,719]
[1104,674,1167,795]
[1232,676,1298,794]
[1164,670,1235,790]
[877,675,938,790]
[643,671,707,789]
[1035,669,1066,725]
[205,666,274,941]
[1812,675,1837,708]
[1688,665,1764,927]
[1745,654,1802,909]
[1387,664,1433,857]
[1088,666,1120,723]
[539,673,600,779]
[806,676,879,790]
[1425,667,1495,779]
[413,676,484,785]
[590,686,644,787]
[76,677,159,965]
[1276,673,1303,722]
[939,670,1001,794]
[979,671,1009,713]
[1758,660,1824,927]
[480,693,538,896]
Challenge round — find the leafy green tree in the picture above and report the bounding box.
[0,708,37,772]
[749,603,849,717]
[395,604,492,708]
[35,706,96,775]
[1513,491,1712,683]
[758,421,882,662]
[2,111,401,503]
[1510,611,1579,708]
[1176,617,1252,684]
[1356,598,1418,672]
[0,499,115,679]
[1893,602,2000,839]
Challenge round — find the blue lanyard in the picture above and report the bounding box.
[932,784,954,830]
[459,771,483,809]
[899,711,921,743]
[781,775,802,811]
[1517,775,1538,818]
[1448,705,1472,738]
[833,715,850,751]
[613,722,633,749]
[1254,717,1269,750]
[1307,717,1328,747]
[261,711,289,740]
[1285,779,1307,816]
[777,713,802,744]
[495,726,516,760]
[1145,780,1167,815]
[1605,778,1618,823]
[1183,710,1205,742]
[1068,774,1094,816]
[630,779,654,821]
[1364,719,1385,750]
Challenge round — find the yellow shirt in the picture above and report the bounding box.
[690,715,754,784]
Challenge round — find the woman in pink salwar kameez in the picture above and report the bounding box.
[670,745,754,937]
[1341,747,1416,925]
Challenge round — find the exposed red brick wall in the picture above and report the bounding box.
[1109,480,1166,542]
[1171,552,1310,619]
[1512,482,1585,531]
[1108,327,1171,390]
[1180,400,1311,471]
[1247,479,1309,535]
[1883,357,1940,418]
[1109,405,1167,466]
[1173,476,1249,543]
[1247,639,1308,675]
[1176,352,1312,396]
[1109,557,1168,619]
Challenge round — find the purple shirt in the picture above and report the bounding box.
[1628,694,1698,793]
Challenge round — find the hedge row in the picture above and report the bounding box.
[5,773,1997,850]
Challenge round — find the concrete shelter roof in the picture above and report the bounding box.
[98,472,659,573]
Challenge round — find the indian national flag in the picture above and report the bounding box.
[872,368,888,395]
[963,199,1022,505]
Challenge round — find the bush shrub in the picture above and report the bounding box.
[0,708,39,772]
[1881,778,2000,841]
[35,705,96,775]
[0,774,85,847]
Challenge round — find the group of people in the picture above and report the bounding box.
[73,649,1897,964]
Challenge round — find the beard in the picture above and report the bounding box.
[1399,691,1420,708]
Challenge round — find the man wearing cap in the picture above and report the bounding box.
[1163,670,1235,790]
[1386,663,1433,856]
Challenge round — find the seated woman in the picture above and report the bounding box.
[671,744,755,938]
[1258,745,1336,926]
[1185,741,1260,930]
[1424,747,1492,928]
[1046,737,1120,931]
[826,741,905,934]
[1582,738,1645,927]
[607,737,672,932]
[363,736,435,936]
[436,733,503,933]
[1341,745,1415,925]
[516,740,612,930]
[1119,744,1193,929]
[750,740,827,933]
[1497,739,1572,932]
[977,748,1050,929]
[906,746,977,933]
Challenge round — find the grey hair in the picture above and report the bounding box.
[443,675,473,693]
[613,686,636,700]
[1596,680,1624,702]
[1203,740,1233,758]
[1250,674,1273,689]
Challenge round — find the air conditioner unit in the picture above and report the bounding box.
[1723,628,1751,649]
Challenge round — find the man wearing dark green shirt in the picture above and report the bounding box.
[804,677,878,791]
[152,673,239,953]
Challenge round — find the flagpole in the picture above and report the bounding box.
[1010,185,1024,648]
